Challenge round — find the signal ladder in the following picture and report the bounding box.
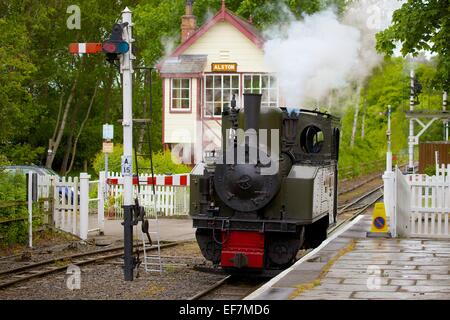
[132,69,162,274]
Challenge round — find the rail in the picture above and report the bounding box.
[0,241,182,289]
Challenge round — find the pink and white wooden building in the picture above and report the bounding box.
[157,1,279,159]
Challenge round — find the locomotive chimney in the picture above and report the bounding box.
[244,93,262,133]
[181,0,197,42]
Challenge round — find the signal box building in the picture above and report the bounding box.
[157,1,279,157]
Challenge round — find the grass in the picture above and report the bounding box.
[139,284,166,298]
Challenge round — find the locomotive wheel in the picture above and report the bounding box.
[195,229,221,264]
[304,215,329,249]
[265,230,304,269]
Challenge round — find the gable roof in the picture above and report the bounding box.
[157,5,264,71]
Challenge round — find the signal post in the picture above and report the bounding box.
[69,7,136,281]
[120,7,135,281]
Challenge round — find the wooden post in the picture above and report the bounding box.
[73,177,79,235]
[98,171,105,234]
[350,85,361,148]
[79,173,90,240]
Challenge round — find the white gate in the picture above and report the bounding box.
[408,174,450,238]
[392,167,450,239]
[49,173,104,240]
[53,176,79,236]
[106,172,190,219]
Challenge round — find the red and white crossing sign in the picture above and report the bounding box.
[69,43,102,54]
[107,174,190,186]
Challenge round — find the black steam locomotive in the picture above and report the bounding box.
[190,93,340,274]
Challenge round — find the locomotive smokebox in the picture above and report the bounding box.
[244,93,262,132]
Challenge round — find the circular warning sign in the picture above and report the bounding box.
[374,216,386,230]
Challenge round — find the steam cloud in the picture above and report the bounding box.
[263,0,404,108]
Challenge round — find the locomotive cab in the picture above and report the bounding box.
[190,93,340,275]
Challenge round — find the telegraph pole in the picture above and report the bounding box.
[386,105,392,172]
[382,105,396,236]
[408,69,415,173]
[120,7,135,281]
[443,91,448,140]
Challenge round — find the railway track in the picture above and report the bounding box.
[338,174,380,196]
[338,185,383,214]
[189,275,267,300]
[189,248,313,300]
[0,242,181,289]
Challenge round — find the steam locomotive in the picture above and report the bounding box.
[190,93,340,275]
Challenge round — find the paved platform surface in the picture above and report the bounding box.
[88,216,196,242]
[246,214,450,300]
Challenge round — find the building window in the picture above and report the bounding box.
[205,74,240,117]
[171,78,190,110]
[243,74,278,108]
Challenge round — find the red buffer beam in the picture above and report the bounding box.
[69,43,103,54]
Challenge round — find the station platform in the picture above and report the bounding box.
[246,214,450,300]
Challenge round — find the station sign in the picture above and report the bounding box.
[121,155,132,175]
[102,141,114,154]
[211,63,237,73]
[103,124,114,140]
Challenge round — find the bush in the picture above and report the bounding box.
[0,171,28,246]
[0,154,9,166]
[92,144,191,175]
[424,165,436,176]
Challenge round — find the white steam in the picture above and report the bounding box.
[161,34,178,57]
[263,0,404,108]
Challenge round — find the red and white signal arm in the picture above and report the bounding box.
[69,43,103,54]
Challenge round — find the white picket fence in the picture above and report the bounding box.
[393,166,450,239]
[408,174,449,238]
[106,172,190,219]
[52,175,79,236]
[35,171,189,240]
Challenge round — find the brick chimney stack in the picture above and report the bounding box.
[181,0,196,42]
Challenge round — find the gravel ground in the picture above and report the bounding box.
[0,241,225,300]
[0,172,384,300]
[0,235,124,273]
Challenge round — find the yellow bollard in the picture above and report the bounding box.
[366,202,392,238]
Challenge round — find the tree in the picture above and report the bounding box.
[376,0,450,90]
[0,12,40,164]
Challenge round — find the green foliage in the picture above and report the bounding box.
[376,0,450,89]
[92,144,190,175]
[424,165,436,176]
[0,154,9,166]
[236,0,347,28]
[0,171,28,245]
[150,150,192,174]
[338,57,443,178]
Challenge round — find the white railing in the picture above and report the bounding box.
[87,172,105,235]
[46,173,104,240]
[436,163,450,177]
[38,171,189,239]
[407,173,450,238]
[52,175,79,236]
[106,172,190,219]
[391,167,450,239]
